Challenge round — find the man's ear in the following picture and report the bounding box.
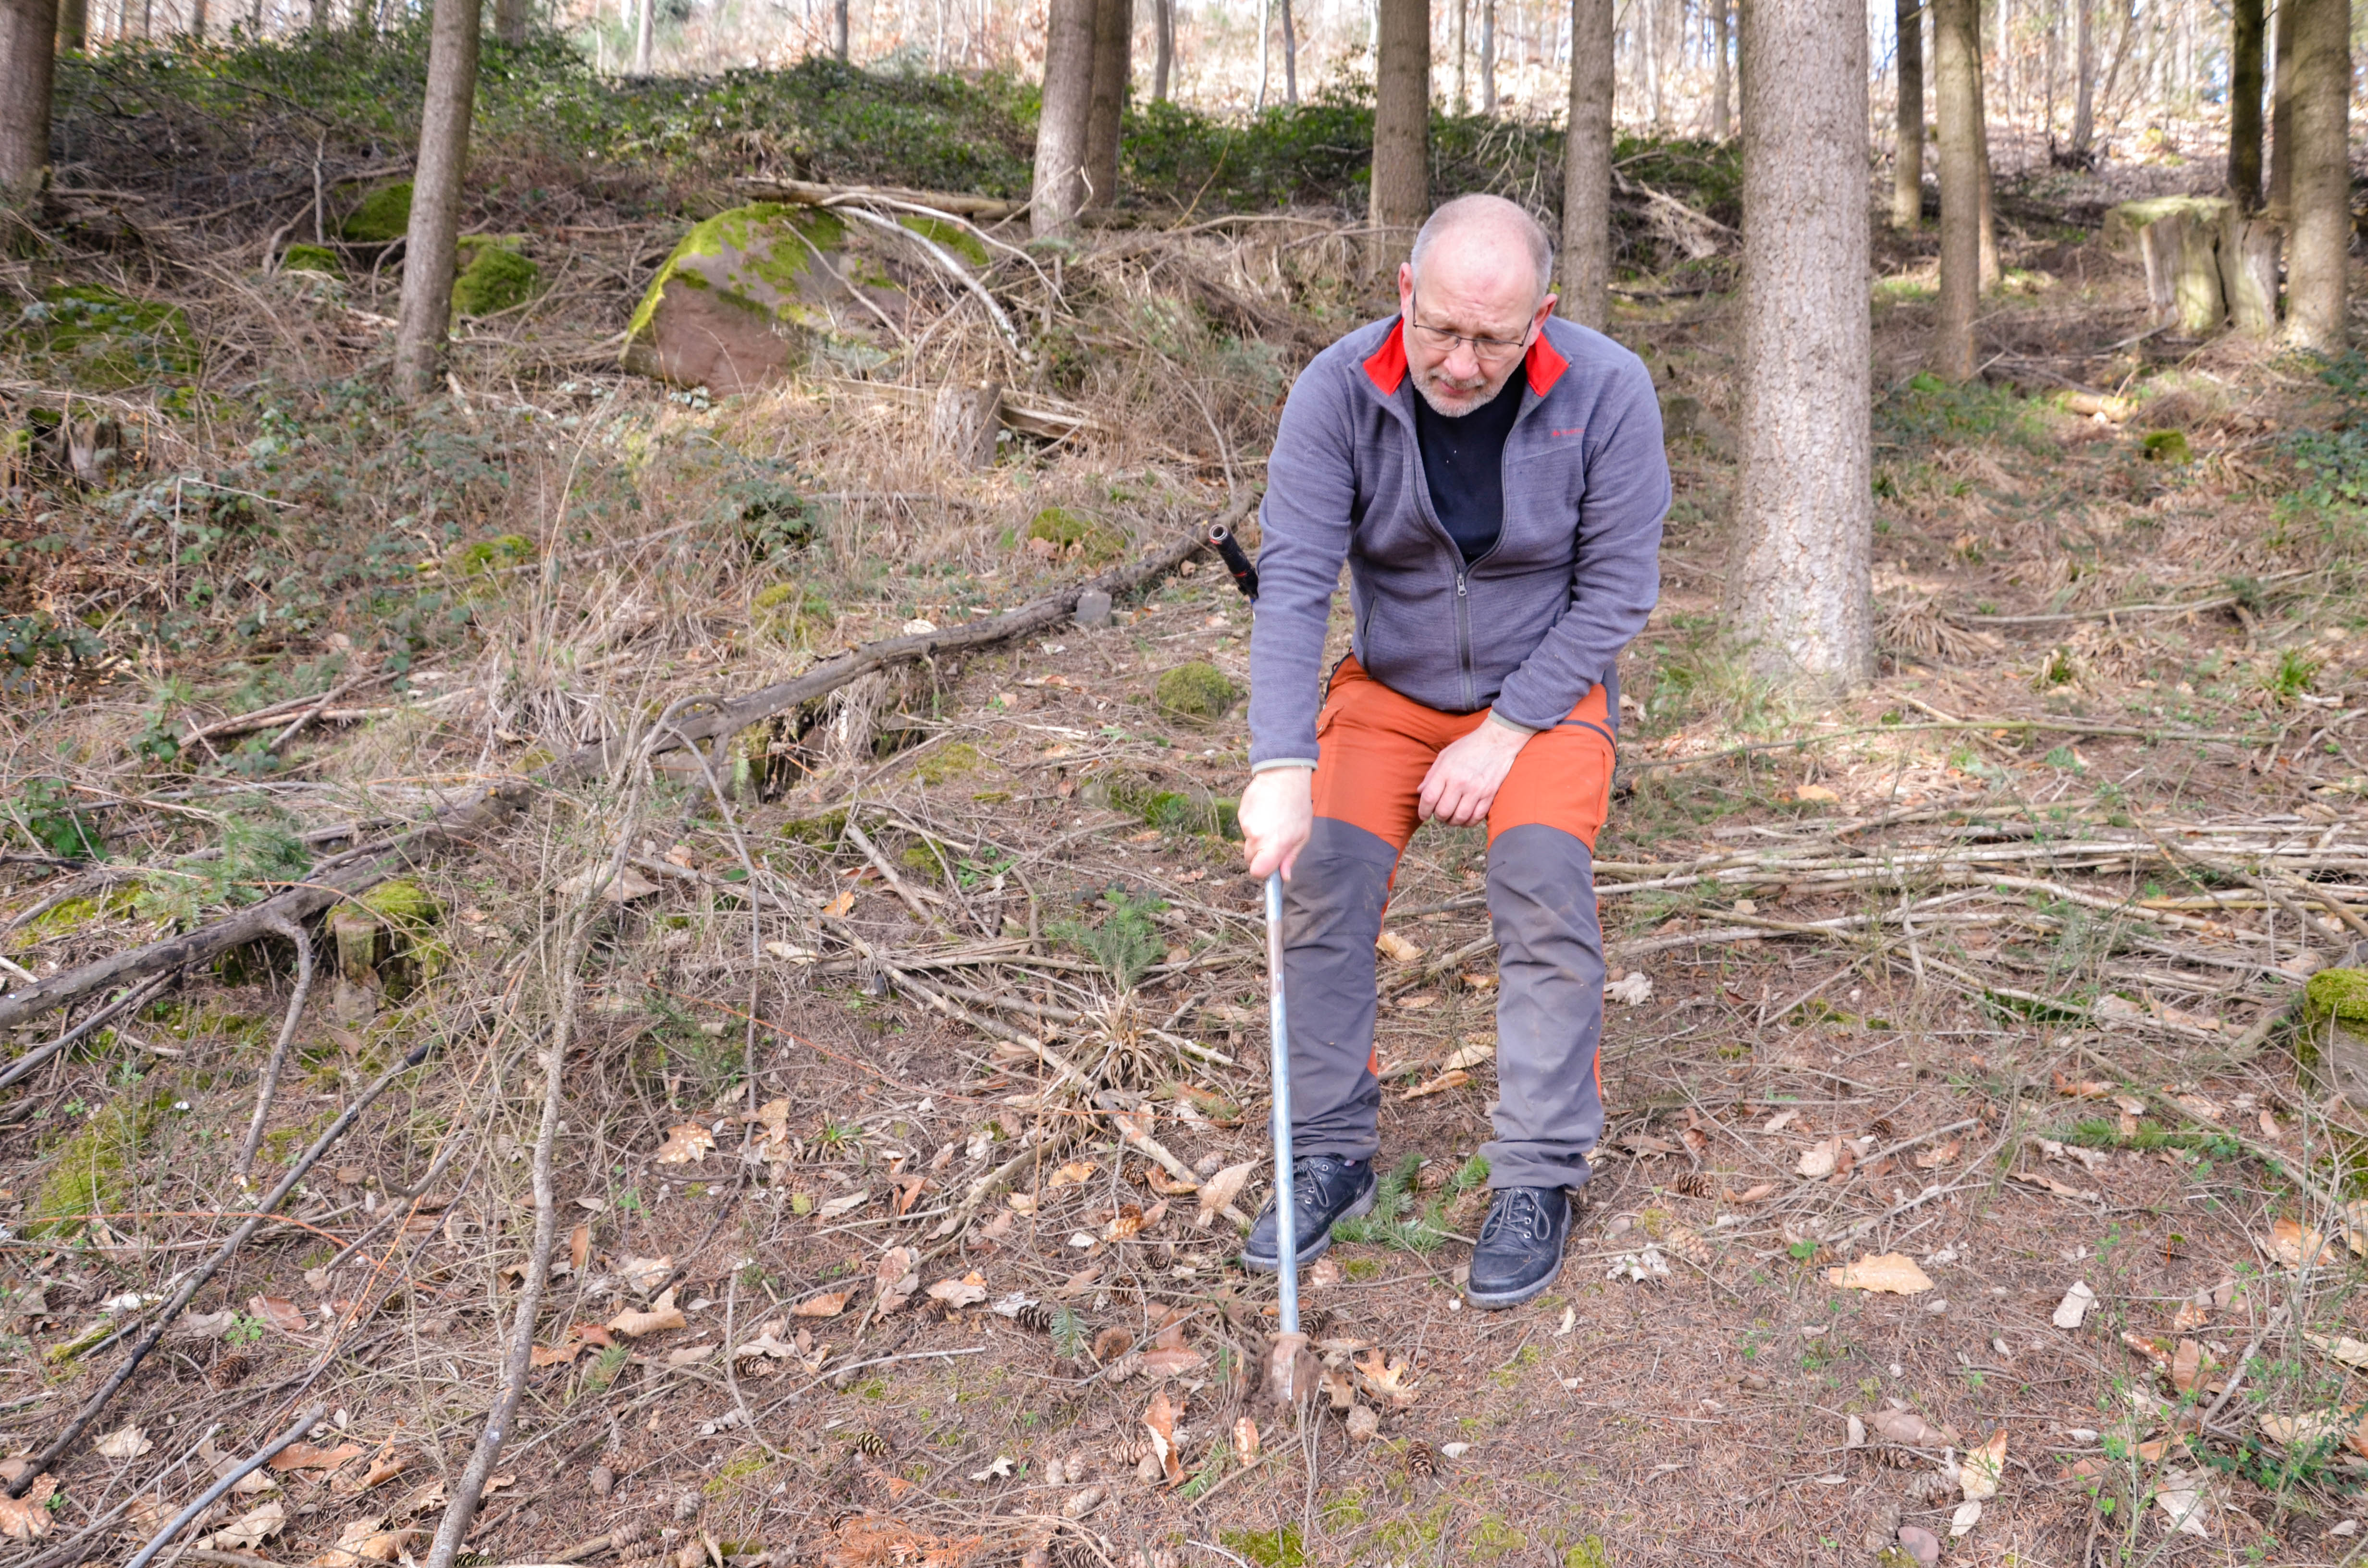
[1532,294,1559,330]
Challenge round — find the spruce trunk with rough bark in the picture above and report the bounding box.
[1032,0,1096,236]
[1083,0,1130,209]
[493,0,527,42]
[1892,0,1923,226]
[391,0,481,400]
[1710,0,1729,136]
[1731,0,1872,692]
[0,0,55,198]
[2229,0,2263,208]
[1369,0,1430,265]
[1559,0,1613,327]
[1932,0,1983,377]
[2070,0,2093,154]
[2282,0,2347,349]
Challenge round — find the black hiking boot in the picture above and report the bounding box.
[1240,1154,1376,1274]
[1466,1186,1572,1309]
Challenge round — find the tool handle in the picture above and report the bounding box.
[1265,871,1297,1336]
[1209,522,1259,602]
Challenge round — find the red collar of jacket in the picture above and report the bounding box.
[1361,316,1570,400]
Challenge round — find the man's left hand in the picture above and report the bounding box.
[1417,717,1531,826]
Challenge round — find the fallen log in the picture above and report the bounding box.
[736,175,1025,222]
[0,502,1245,1034]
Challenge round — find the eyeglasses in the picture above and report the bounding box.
[1405,288,1535,365]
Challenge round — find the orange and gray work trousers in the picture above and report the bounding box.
[1280,656,1616,1192]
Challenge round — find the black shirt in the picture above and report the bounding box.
[1412,370,1525,564]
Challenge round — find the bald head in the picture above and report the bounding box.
[1410,195,1554,305]
[1395,195,1558,416]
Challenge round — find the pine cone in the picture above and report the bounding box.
[1013,1303,1056,1335]
[1666,1172,1714,1200]
[1111,1434,1155,1467]
[1299,1307,1335,1339]
[209,1353,250,1389]
[1867,1117,1899,1142]
[847,1430,889,1458]
[1403,1440,1441,1479]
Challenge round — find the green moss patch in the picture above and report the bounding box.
[448,534,536,577]
[25,1091,160,1240]
[1155,661,1239,722]
[452,242,539,317]
[1024,506,1125,564]
[751,581,834,645]
[280,244,344,277]
[623,203,845,350]
[897,214,988,268]
[10,284,201,391]
[913,742,981,785]
[341,182,413,243]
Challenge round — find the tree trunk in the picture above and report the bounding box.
[1732,0,1872,692]
[2229,0,2262,207]
[2070,0,2093,152]
[632,0,651,71]
[1455,0,1468,110]
[1640,0,1659,124]
[392,0,480,401]
[2283,0,2347,349]
[188,0,203,34]
[1151,0,1171,97]
[1031,0,1095,236]
[1560,0,1612,326]
[1973,62,1999,286]
[1255,0,1269,107]
[1282,0,1297,103]
[1997,0,2011,111]
[1083,0,1129,207]
[493,0,526,42]
[0,0,55,198]
[1480,0,1495,111]
[1369,0,1430,264]
[1933,0,1982,376]
[52,0,79,46]
[2220,203,2282,333]
[2269,0,2294,211]
[831,0,847,59]
[1709,0,1728,136]
[1892,0,1923,224]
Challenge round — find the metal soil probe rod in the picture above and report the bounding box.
[1265,870,1298,1336]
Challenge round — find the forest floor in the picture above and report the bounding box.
[10,46,2368,1568]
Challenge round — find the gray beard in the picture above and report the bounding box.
[1411,368,1512,417]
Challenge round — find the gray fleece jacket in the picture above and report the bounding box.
[1246,313,1671,771]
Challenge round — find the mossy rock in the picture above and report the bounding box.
[622,203,906,395]
[2141,429,2192,464]
[1155,661,1239,723]
[452,241,539,317]
[2306,968,2368,1025]
[340,182,413,243]
[1025,506,1126,564]
[1080,767,1241,838]
[8,284,200,391]
[280,244,344,278]
[897,214,989,269]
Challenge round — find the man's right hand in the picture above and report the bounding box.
[1239,767,1314,881]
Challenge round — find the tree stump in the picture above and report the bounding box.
[931,381,1002,470]
[2219,209,2282,336]
[330,908,384,1025]
[2107,196,2233,335]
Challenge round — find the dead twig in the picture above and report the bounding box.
[233,913,315,1186]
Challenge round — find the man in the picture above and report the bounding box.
[1236,194,1668,1309]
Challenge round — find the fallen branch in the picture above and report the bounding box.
[233,914,314,1185]
[0,502,1243,1035]
[123,1404,327,1568]
[737,174,1025,221]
